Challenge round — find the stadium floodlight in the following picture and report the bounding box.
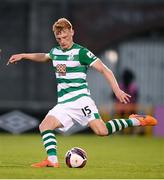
[105,50,118,64]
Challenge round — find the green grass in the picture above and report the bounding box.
[0,133,164,179]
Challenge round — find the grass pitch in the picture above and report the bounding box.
[0,133,163,179]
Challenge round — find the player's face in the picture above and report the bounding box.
[55,29,74,50]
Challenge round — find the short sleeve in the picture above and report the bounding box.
[79,48,97,66]
[48,48,54,60]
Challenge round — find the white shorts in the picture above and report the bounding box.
[46,96,100,133]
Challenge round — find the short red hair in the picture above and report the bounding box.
[53,18,72,33]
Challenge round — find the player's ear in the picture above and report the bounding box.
[71,29,74,36]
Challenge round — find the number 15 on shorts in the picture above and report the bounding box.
[81,106,91,117]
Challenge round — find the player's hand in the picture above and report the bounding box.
[7,54,24,65]
[115,89,131,104]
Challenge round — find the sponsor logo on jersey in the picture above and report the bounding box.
[56,64,67,76]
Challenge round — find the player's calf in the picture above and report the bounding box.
[89,119,108,136]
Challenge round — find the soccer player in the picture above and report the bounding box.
[7,18,157,168]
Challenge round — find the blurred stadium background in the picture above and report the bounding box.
[0,0,164,136]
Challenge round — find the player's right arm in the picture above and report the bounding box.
[7,53,50,65]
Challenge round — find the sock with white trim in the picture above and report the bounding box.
[106,118,140,135]
[41,130,58,163]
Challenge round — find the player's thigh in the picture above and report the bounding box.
[88,119,108,136]
[39,115,63,132]
[44,104,74,133]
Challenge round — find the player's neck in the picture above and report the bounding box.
[62,42,74,51]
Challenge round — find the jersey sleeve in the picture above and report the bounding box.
[79,48,97,66]
[48,48,54,60]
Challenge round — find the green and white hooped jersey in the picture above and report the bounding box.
[48,43,97,104]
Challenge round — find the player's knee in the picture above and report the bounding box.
[39,118,51,132]
[39,121,45,132]
[39,116,62,132]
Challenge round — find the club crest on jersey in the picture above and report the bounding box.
[56,64,66,76]
[67,53,74,61]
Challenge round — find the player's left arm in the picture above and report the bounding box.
[91,58,131,104]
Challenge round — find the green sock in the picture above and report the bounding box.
[106,118,134,135]
[41,130,57,156]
